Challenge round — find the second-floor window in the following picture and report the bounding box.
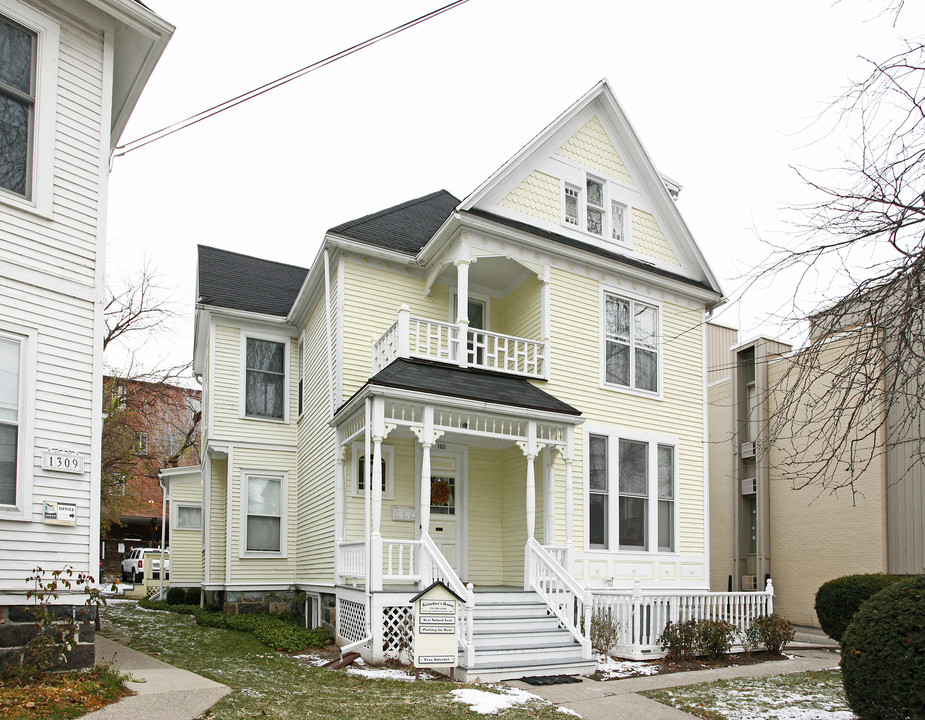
[0,14,35,199]
[245,337,285,419]
[603,293,659,393]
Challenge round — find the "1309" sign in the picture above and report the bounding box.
[41,451,85,474]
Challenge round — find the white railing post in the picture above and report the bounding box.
[765,578,774,615]
[465,582,475,667]
[632,578,643,657]
[396,305,411,359]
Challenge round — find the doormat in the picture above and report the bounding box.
[519,675,582,685]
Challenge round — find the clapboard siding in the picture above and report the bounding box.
[169,480,203,584]
[208,459,227,584]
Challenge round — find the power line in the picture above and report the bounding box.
[113,0,471,159]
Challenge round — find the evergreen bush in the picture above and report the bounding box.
[815,574,905,642]
[183,587,201,606]
[841,575,925,720]
[165,587,186,605]
[695,619,737,659]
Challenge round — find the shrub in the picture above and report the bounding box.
[589,608,622,655]
[739,624,762,656]
[750,613,795,653]
[165,587,186,605]
[191,609,333,652]
[138,597,199,615]
[183,587,201,606]
[695,619,737,659]
[815,574,906,642]
[841,575,925,720]
[658,619,699,661]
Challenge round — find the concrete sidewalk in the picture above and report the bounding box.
[84,636,230,720]
[506,649,840,719]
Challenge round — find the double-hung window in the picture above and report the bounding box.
[0,13,35,199]
[586,431,676,553]
[175,503,202,530]
[244,473,284,554]
[244,337,286,420]
[0,334,22,506]
[603,292,659,393]
[351,443,394,499]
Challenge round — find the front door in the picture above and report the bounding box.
[427,449,465,578]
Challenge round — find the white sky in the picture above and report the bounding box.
[105,0,925,372]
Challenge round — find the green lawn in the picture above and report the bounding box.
[101,602,571,719]
[643,668,855,720]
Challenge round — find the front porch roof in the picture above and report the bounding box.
[363,358,580,416]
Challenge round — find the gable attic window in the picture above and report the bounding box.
[562,175,627,243]
[0,14,35,199]
[245,337,286,420]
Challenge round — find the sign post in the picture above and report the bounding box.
[411,581,464,679]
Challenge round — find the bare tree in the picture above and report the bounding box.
[756,26,925,498]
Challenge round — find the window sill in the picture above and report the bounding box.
[0,189,53,221]
[240,551,287,559]
[242,414,289,424]
[600,380,663,401]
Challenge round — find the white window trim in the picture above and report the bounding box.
[0,0,58,218]
[172,502,202,531]
[0,323,36,520]
[599,286,663,399]
[450,290,491,329]
[240,469,288,558]
[559,172,631,247]
[350,442,394,500]
[582,424,680,556]
[297,335,306,420]
[239,332,290,423]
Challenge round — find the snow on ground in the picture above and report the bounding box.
[450,687,545,714]
[596,654,660,679]
[345,665,435,681]
[291,652,329,667]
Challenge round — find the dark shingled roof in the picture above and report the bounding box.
[197,245,308,317]
[328,190,460,255]
[367,358,580,416]
[464,209,719,294]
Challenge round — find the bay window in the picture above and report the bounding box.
[585,430,676,553]
[244,336,286,420]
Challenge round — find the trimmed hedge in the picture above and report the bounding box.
[192,609,333,652]
[165,587,186,605]
[841,575,925,720]
[815,574,906,642]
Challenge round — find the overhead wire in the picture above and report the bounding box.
[112,0,471,159]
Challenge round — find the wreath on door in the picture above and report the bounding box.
[431,479,451,505]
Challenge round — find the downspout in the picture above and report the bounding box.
[324,247,336,418]
[159,478,167,599]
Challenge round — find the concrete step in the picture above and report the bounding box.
[457,656,596,684]
[471,615,562,633]
[472,602,552,619]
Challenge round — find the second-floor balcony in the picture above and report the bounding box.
[373,305,548,380]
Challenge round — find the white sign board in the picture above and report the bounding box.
[43,501,77,526]
[413,582,459,668]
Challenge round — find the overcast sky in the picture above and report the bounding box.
[104,0,925,373]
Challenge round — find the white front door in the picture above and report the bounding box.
[427,448,466,579]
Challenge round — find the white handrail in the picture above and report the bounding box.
[420,533,475,666]
[337,541,367,583]
[526,538,591,658]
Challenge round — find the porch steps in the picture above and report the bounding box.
[457,590,595,683]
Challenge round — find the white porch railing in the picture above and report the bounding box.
[337,541,366,584]
[372,306,548,380]
[525,538,592,659]
[420,533,475,667]
[591,579,776,660]
[382,540,420,583]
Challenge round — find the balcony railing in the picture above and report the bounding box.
[372,305,548,380]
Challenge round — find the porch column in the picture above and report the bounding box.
[412,407,443,588]
[369,398,395,593]
[517,421,539,541]
[455,259,470,367]
[564,426,575,550]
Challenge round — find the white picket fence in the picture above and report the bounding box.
[591,579,775,659]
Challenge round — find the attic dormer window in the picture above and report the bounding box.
[563,175,628,244]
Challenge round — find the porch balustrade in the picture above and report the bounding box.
[382,540,420,582]
[371,307,548,380]
[337,541,366,584]
[591,579,776,660]
[525,538,593,659]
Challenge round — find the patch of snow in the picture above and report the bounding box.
[450,687,542,714]
[346,666,434,681]
[558,708,582,717]
[596,655,660,680]
[292,652,328,667]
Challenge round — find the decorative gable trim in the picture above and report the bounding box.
[554,115,635,186]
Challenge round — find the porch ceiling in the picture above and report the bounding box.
[368,358,580,416]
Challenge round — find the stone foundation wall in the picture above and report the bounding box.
[319,592,336,634]
[0,604,96,670]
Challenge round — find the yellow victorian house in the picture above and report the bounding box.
[181,81,773,680]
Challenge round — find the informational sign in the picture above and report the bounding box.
[43,501,77,526]
[412,581,461,669]
[41,449,84,474]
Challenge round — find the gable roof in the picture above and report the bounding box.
[328,190,460,255]
[366,358,580,416]
[197,245,308,317]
